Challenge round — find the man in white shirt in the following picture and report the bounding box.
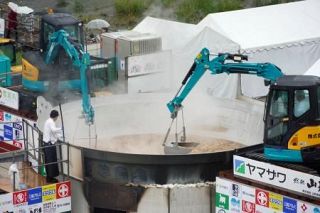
[43,110,62,183]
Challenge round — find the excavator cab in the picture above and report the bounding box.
[40,13,84,52]
[21,13,85,92]
[264,75,320,162]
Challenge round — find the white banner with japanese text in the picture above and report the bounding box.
[0,87,19,110]
[126,50,172,77]
[233,155,320,199]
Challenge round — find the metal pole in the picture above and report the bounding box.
[67,143,70,178]
[60,142,65,181]
[59,103,65,180]
[38,132,43,174]
[59,103,66,142]
[31,124,35,161]
[22,120,27,161]
[26,122,29,154]
[13,171,16,191]
[168,188,171,213]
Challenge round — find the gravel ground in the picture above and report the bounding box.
[103,133,244,155]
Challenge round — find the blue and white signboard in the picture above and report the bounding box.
[4,124,13,140]
[28,187,42,205]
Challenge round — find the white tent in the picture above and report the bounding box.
[174,27,240,99]
[198,0,320,97]
[133,1,320,98]
[305,57,320,76]
[134,16,197,50]
[135,17,242,99]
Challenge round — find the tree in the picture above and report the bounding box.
[73,0,84,14]
[57,0,68,8]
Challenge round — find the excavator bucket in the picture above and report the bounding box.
[163,140,199,155]
[162,109,199,154]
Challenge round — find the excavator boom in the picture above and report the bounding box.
[167,48,283,117]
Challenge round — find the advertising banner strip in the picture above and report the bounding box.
[0,181,71,212]
[216,177,320,213]
[233,155,320,199]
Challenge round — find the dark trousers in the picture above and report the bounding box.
[43,141,59,178]
[5,28,18,40]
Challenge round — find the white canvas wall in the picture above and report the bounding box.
[242,40,320,97]
[305,57,320,76]
[198,0,320,97]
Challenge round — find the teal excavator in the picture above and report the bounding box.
[0,13,95,124]
[20,13,94,125]
[166,47,320,162]
[44,29,94,124]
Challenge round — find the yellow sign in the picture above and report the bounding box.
[42,184,56,202]
[288,126,320,150]
[269,192,283,211]
[22,58,39,81]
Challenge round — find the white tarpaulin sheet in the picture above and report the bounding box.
[240,43,320,97]
[134,17,241,99]
[305,57,320,76]
[134,1,320,98]
[173,27,240,99]
[134,16,197,50]
[198,0,320,51]
[198,0,320,97]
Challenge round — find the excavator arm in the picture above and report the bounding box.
[44,30,94,125]
[167,48,284,118]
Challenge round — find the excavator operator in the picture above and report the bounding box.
[294,90,310,117]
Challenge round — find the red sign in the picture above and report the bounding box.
[255,189,269,207]
[13,190,28,205]
[13,140,22,148]
[242,200,255,213]
[56,181,71,199]
[300,203,308,212]
[0,110,3,121]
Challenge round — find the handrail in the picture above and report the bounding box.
[0,119,71,191]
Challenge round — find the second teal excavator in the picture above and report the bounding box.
[166,47,320,162]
